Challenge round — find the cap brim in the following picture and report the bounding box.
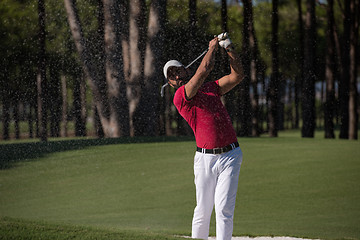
[163,60,184,79]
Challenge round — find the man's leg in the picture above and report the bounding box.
[214,147,242,240]
[192,152,217,240]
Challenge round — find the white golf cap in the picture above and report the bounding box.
[163,60,184,79]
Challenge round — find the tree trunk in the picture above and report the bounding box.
[319,78,324,129]
[37,0,47,142]
[258,60,266,133]
[324,0,336,139]
[61,75,68,137]
[142,0,166,136]
[73,73,86,137]
[339,0,351,139]
[348,0,359,139]
[93,101,104,138]
[302,0,316,138]
[2,96,10,140]
[103,0,130,137]
[64,0,113,137]
[49,61,61,138]
[221,0,228,33]
[2,101,10,140]
[128,0,146,136]
[14,99,20,139]
[35,95,39,138]
[268,0,279,137]
[278,79,285,130]
[250,61,260,136]
[239,0,252,137]
[296,0,304,130]
[94,0,105,138]
[288,80,294,129]
[28,103,34,138]
[119,1,130,83]
[248,0,261,137]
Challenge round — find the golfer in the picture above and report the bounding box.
[163,33,244,240]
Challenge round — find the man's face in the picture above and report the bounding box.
[167,66,189,89]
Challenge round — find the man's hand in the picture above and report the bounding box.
[217,32,232,50]
[208,37,219,51]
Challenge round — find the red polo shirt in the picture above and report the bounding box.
[173,80,237,149]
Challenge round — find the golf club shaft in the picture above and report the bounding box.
[185,49,208,69]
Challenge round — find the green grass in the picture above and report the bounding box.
[0,217,185,240]
[0,131,359,239]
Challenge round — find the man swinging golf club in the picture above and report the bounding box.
[163,33,244,240]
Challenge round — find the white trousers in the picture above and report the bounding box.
[191,147,243,240]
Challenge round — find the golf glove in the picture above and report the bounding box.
[217,32,228,40]
[217,32,232,50]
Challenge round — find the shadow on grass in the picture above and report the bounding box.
[0,136,195,170]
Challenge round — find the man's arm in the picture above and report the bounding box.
[184,38,218,99]
[218,45,244,95]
